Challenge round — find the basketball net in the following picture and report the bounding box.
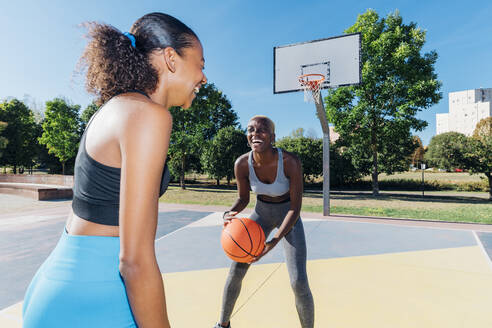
[299,74,325,104]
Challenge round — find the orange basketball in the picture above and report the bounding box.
[221,218,265,263]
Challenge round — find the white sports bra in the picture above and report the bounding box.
[248,148,290,197]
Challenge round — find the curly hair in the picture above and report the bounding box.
[79,13,198,106]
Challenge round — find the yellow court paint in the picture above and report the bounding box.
[166,246,492,328]
[5,246,492,328]
[0,302,22,328]
[164,262,284,328]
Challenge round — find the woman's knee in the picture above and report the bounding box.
[290,278,311,296]
[228,262,250,280]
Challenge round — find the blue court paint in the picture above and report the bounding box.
[156,210,212,239]
[477,232,492,261]
[0,210,211,309]
[155,220,477,273]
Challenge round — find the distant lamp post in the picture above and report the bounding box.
[421,163,426,197]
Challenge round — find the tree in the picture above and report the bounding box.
[410,136,425,167]
[290,128,306,138]
[465,117,492,200]
[168,83,239,188]
[276,136,323,183]
[324,9,442,195]
[277,134,360,185]
[34,120,64,174]
[0,122,8,159]
[202,127,248,185]
[472,116,492,141]
[425,132,469,171]
[38,98,81,175]
[80,102,99,132]
[0,99,38,173]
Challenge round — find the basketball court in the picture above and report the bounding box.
[1,32,491,328]
[1,195,492,327]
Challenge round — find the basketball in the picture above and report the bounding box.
[221,218,265,263]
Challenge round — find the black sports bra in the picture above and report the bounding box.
[71,92,170,226]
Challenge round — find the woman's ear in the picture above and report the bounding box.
[163,47,177,73]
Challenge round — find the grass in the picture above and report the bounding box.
[362,171,486,183]
[161,185,492,224]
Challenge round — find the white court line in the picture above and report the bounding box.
[473,231,492,271]
[154,212,220,242]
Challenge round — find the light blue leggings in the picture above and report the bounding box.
[22,230,136,328]
[219,199,314,328]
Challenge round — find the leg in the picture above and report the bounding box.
[282,218,314,328]
[218,209,275,326]
[218,261,251,325]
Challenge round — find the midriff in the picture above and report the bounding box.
[257,191,290,203]
[65,209,120,237]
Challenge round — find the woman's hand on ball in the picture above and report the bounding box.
[223,211,238,227]
[250,238,279,263]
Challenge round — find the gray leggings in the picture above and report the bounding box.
[219,199,314,327]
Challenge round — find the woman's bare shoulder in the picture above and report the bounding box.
[280,149,301,170]
[235,152,250,167]
[110,96,172,142]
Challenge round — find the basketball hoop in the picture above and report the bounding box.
[299,74,325,103]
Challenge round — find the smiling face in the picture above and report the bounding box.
[171,38,207,109]
[247,118,275,152]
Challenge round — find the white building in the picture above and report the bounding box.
[436,88,492,136]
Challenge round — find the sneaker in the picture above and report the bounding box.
[213,323,230,328]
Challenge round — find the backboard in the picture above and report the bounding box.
[273,33,361,94]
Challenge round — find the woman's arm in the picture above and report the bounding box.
[252,152,303,261]
[118,104,173,328]
[223,155,251,222]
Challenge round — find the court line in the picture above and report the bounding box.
[154,212,218,242]
[231,217,323,318]
[473,231,492,271]
[231,262,283,319]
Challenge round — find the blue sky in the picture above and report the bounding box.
[1,0,491,145]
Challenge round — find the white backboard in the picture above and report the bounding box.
[274,33,361,94]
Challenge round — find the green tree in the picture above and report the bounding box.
[276,136,323,183]
[0,122,8,159]
[465,118,492,200]
[0,99,38,173]
[424,132,469,170]
[169,83,239,188]
[80,102,99,132]
[38,98,81,175]
[290,128,306,138]
[276,135,360,185]
[329,142,361,186]
[325,9,442,195]
[410,136,425,167]
[201,127,248,186]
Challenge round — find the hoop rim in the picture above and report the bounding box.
[298,74,325,89]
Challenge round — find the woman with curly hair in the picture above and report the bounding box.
[22,13,206,328]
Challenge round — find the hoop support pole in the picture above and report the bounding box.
[314,92,330,216]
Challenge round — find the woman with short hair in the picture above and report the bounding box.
[215,115,314,328]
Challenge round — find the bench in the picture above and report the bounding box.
[0,175,73,200]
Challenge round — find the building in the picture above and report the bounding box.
[436,88,492,136]
[329,126,340,143]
